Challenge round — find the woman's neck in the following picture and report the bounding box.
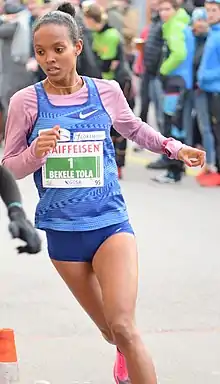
[44,73,83,95]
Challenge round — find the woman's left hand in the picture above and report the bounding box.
[178,146,206,167]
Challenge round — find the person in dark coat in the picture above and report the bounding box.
[75,8,102,78]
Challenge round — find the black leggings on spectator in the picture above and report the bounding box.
[140,71,150,123]
[110,127,127,168]
[0,101,4,143]
[163,114,185,177]
[110,81,134,168]
[208,93,220,173]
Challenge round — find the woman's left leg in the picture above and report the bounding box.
[92,232,157,384]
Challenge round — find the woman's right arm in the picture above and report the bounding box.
[2,92,46,180]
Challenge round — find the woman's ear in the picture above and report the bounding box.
[75,39,83,56]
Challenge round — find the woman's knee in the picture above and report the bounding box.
[107,316,137,348]
[100,328,115,345]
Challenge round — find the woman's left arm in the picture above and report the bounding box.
[112,81,205,166]
[112,81,183,160]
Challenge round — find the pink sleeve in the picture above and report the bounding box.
[112,81,184,160]
[2,89,46,179]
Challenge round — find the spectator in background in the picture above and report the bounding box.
[82,2,134,179]
[82,2,121,80]
[41,0,53,15]
[142,0,165,166]
[198,0,220,186]
[75,2,102,77]
[0,101,3,145]
[117,0,138,68]
[107,0,138,47]
[94,0,138,69]
[193,0,205,6]
[191,7,216,184]
[132,28,148,153]
[25,0,46,82]
[105,0,138,105]
[177,0,194,14]
[107,0,124,32]
[133,27,149,78]
[154,0,195,183]
[0,0,4,144]
[0,0,33,131]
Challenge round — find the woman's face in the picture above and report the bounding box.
[159,1,176,22]
[34,23,82,83]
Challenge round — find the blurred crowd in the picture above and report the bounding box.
[0,0,219,186]
[133,0,220,187]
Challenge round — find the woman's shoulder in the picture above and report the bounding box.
[9,84,38,125]
[10,84,37,108]
[92,78,121,94]
[91,78,123,117]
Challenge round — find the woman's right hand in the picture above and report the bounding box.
[35,126,60,158]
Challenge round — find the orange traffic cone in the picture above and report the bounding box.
[0,329,19,383]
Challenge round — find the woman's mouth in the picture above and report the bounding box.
[47,67,61,76]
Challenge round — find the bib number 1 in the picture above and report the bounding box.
[68,158,74,168]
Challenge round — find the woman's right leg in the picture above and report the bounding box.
[51,259,114,343]
[46,228,130,382]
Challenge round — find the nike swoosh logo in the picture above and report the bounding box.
[79,110,98,119]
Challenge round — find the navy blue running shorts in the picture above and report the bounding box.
[46,220,134,262]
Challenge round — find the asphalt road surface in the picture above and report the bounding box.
[0,144,220,384]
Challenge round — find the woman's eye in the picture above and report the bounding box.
[55,47,64,53]
[37,50,44,56]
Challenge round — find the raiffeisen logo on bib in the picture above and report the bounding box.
[50,142,102,156]
[50,142,102,157]
[73,131,105,141]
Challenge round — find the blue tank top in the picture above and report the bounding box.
[27,77,128,231]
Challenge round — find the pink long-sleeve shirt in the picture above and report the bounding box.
[2,78,183,179]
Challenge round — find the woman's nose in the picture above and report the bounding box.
[46,54,56,64]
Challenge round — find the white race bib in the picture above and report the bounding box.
[42,141,104,188]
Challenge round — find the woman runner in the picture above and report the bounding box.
[2,3,205,383]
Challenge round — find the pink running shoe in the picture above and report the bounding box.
[113,348,131,384]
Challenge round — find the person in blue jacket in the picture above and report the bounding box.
[191,7,216,185]
[154,0,195,183]
[198,0,220,186]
